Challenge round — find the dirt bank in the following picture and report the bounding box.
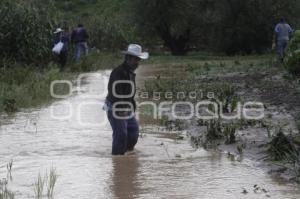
[136,57,300,183]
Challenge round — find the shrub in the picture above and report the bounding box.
[0,0,58,65]
[267,130,298,161]
[286,30,300,75]
[0,62,75,113]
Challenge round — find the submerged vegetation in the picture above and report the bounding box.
[0,161,14,199]
[1,160,58,199]
[138,53,300,182]
[267,129,300,181]
[34,167,58,199]
[0,179,14,199]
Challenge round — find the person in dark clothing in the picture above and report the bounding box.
[274,17,293,62]
[71,24,89,61]
[104,44,149,155]
[53,28,69,71]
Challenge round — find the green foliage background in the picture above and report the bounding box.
[286,30,300,74]
[1,0,300,63]
[0,0,59,64]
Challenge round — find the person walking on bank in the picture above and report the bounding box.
[52,28,69,71]
[104,44,149,155]
[274,17,293,63]
[71,24,89,61]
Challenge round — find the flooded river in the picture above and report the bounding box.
[0,71,300,199]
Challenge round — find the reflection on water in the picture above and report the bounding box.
[0,71,300,199]
[111,156,140,199]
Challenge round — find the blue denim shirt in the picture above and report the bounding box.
[275,23,293,41]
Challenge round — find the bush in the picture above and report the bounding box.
[286,30,300,74]
[0,0,58,65]
[58,0,140,51]
[0,51,120,114]
[267,130,300,162]
[0,61,75,113]
[85,16,129,50]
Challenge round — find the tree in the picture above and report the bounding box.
[215,0,300,55]
[132,0,218,55]
[0,0,58,64]
[132,0,300,55]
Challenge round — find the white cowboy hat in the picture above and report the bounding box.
[122,44,149,59]
[54,28,64,34]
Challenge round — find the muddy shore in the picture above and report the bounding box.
[136,58,300,183]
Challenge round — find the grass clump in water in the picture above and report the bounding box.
[34,167,58,199]
[267,128,300,181]
[0,160,15,199]
[267,129,299,162]
[34,173,45,199]
[47,167,58,199]
[224,123,237,145]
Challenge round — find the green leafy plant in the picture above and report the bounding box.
[0,0,58,65]
[205,119,223,141]
[267,129,298,161]
[224,123,237,145]
[286,30,300,75]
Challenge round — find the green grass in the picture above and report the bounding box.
[0,51,121,114]
[0,52,273,114]
[47,167,58,199]
[0,65,74,113]
[70,50,122,72]
[0,160,15,199]
[186,61,273,77]
[33,167,59,199]
[144,52,273,65]
[0,179,15,199]
[34,173,45,199]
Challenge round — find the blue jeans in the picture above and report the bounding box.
[74,42,88,61]
[276,40,288,61]
[105,101,139,155]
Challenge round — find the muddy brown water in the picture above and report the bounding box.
[1,71,300,199]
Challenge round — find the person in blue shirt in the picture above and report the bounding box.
[71,24,89,61]
[274,17,293,63]
[53,28,69,71]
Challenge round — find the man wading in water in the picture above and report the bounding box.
[104,44,149,155]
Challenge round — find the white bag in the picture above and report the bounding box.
[52,41,64,54]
